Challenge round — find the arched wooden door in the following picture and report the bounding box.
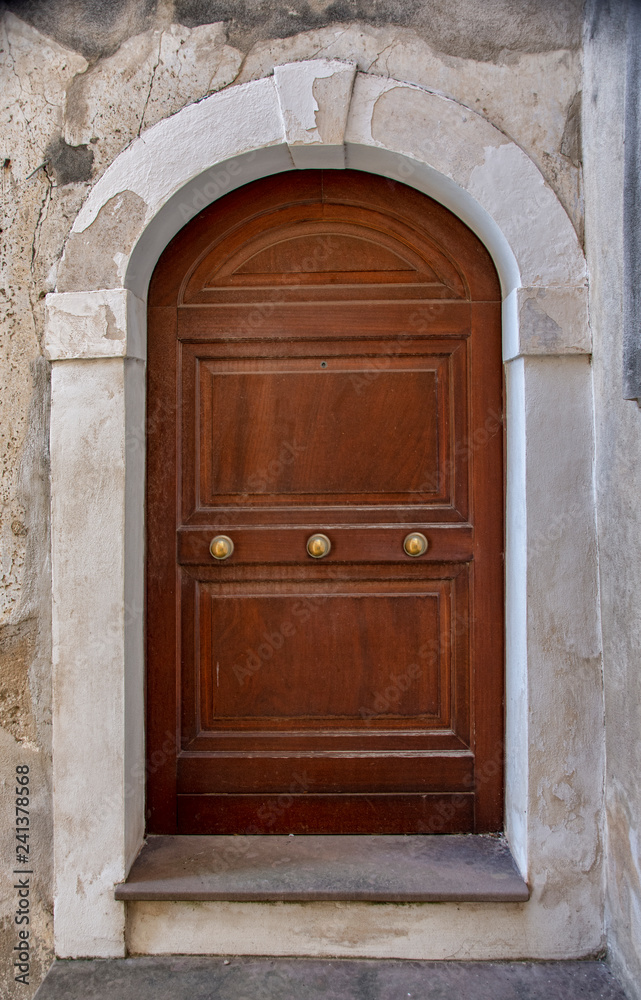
[146,170,504,835]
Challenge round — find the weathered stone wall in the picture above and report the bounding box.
[0,0,590,993]
[584,3,641,998]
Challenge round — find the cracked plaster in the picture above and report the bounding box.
[234,25,584,238]
[273,59,356,167]
[8,16,582,237]
[58,65,585,303]
[8,0,584,65]
[44,289,146,361]
[64,22,244,177]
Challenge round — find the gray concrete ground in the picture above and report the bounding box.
[34,957,629,999]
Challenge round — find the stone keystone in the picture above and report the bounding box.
[274,59,357,168]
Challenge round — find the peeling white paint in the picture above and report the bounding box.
[273,59,356,168]
[44,289,146,360]
[503,286,591,360]
[66,64,584,304]
[234,26,583,235]
[71,77,285,235]
[274,59,356,144]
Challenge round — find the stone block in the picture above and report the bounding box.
[44,289,146,360]
[274,59,357,168]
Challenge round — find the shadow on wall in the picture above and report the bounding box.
[4,0,583,61]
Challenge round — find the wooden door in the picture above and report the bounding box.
[146,170,504,835]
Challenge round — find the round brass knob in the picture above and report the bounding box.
[209,535,234,560]
[307,533,331,559]
[403,531,428,557]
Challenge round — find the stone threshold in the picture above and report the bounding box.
[34,958,627,1000]
[114,833,529,902]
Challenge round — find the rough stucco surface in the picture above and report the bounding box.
[0,0,606,993]
[4,0,584,62]
[584,3,641,999]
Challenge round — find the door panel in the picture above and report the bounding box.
[146,170,504,835]
[180,563,470,748]
[199,366,440,501]
[199,589,445,723]
[180,338,469,523]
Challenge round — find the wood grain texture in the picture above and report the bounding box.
[146,170,504,834]
[176,794,476,835]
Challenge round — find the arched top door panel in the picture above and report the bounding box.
[149,170,501,307]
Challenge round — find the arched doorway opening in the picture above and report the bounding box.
[145,169,504,835]
[47,63,599,957]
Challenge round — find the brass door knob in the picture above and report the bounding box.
[403,532,428,557]
[307,533,331,559]
[209,535,234,560]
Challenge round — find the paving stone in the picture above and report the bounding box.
[34,957,628,1000]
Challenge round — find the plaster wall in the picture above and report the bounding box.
[0,0,614,994]
[584,3,641,998]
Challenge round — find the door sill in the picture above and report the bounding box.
[115,834,529,903]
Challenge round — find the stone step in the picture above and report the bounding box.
[114,834,529,903]
[34,957,627,1000]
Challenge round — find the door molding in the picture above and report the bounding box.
[45,61,603,960]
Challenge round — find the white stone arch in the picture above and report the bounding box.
[45,62,603,962]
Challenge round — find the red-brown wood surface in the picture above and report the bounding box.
[146,170,504,835]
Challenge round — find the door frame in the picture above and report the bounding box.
[46,61,603,960]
